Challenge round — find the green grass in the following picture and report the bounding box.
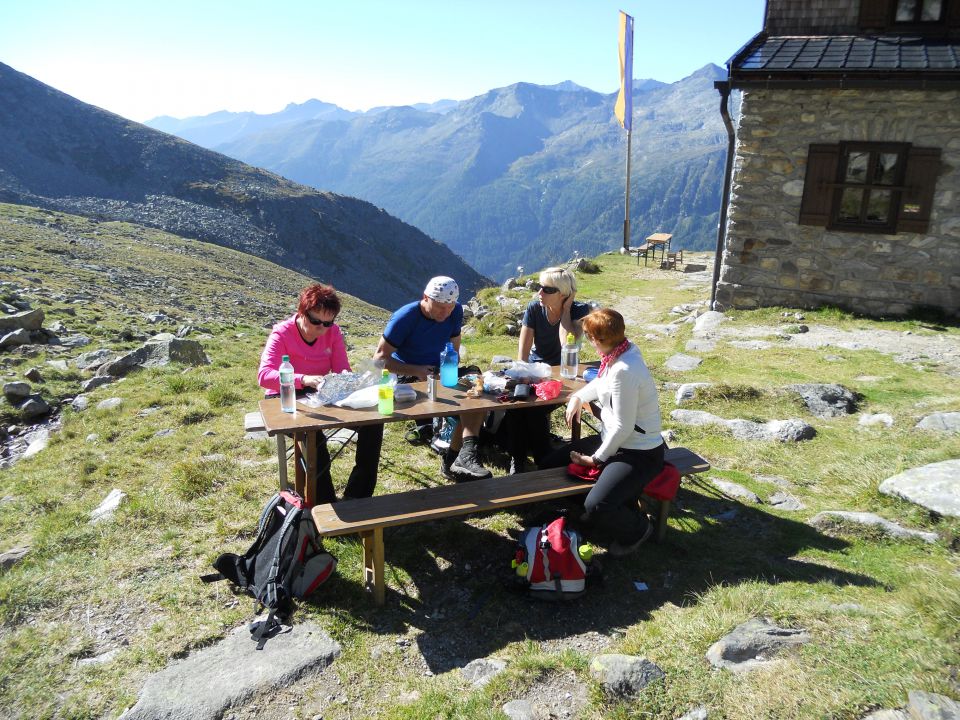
[0,205,958,719]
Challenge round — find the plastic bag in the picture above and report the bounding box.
[302,368,378,407]
[393,383,417,403]
[534,379,562,401]
[504,361,553,383]
[335,384,379,409]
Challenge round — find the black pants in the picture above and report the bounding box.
[314,424,384,504]
[502,404,555,465]
[539,436,665,546]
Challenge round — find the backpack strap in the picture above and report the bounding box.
[257,503,303,611]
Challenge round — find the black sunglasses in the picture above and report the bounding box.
[535,284,560,295]
[305,313,336,327]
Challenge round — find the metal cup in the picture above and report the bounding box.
[426,374,437,401]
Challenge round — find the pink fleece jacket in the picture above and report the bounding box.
[257,314,351,394]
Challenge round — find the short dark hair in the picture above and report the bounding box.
[297,284,341,317]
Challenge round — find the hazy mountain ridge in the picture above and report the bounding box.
[0,61,489,309]
[154,65,729,279]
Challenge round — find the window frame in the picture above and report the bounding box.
[827,142,910,234]
[893,0,945,23]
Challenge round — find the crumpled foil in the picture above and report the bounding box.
[301,370,378,407]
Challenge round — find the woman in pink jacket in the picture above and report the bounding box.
[258,284,383,504]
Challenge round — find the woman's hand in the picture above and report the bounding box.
[569,450,597,467]
[564,396,583,427]
[301,374,324,389]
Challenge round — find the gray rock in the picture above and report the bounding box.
[665,354,703,372]
[98,338,210,377]
[768,491,805,511]
[859,413,894,427]
[243,411,265,433]
[46,359,68,371]
[0,308,44,332]
[754,474,792,487]
[85,433,99,443]
[96,397,123,411]
[685,339,716,353]
[59,334,92,348]
[692,311,727,335]
[706,618,810,673]
[878,459,960,518]
[2,381,31,403]
[75,348,116,371]
[154,429,175,438]
[861,710,908,720]
[907,690,960,720]
[675,382,712,406]
[71,395,89,411]
[915,412,960,434]
[0,328,31,349]
[671,409,725,428]
[17,396,50,419]
[461,658,506,687]
[0,545,30,570]
[120,623,340,720]
[502,699,536,720]
[82,376,115,392]
[787,383,858,418]
[22,429,49,458]
[78,649,121,667]
[809,511,937,543]
[245,431,269,441]
[588,654,665,698]
[728,418,816,442]
[711,480,760,503]
[24,367,43,383]
[677,707,708,720]
[90,489,127,524]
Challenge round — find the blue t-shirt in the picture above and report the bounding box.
[383,300,464,367]
[522,299,591,366]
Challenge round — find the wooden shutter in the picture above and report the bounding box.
[859,0,893,29]
[898,146,941,233]
[799,144,840,226]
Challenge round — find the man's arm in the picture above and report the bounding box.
[373,335,433,380]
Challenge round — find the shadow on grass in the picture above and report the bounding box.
[307,480,879,675]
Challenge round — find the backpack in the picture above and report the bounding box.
[201,490,336,648]
[513,516,593,601]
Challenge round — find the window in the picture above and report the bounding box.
[895,0,944,22]
[833,143,907,232]
[799,142,941,234]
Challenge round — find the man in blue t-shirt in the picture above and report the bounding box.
[373,276,491,482]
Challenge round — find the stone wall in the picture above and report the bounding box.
[764,0,859,34]
[715,88,960,318]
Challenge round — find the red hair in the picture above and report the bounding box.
[297,284,341,317]
[582,308,626,346]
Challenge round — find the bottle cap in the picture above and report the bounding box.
[566,333,575,344]
[282,355,290,362]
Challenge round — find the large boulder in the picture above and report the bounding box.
[589,654,664,698]
[786,383,858,418]
[706,618,810,673]
[914,412,960,435]
[97,337,210,377]
[0,308,44,332]
[878,459,960,518]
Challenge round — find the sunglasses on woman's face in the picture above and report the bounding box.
[535,284,560,295]
[305,312,335,327]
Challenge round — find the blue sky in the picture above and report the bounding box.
[1,0,765,122]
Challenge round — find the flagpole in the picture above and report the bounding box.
[623,128,631,251]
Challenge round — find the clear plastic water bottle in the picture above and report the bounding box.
[440,341,459,388]
[377,369,394,415]
[560,333,579,379]
[279,354,296,413]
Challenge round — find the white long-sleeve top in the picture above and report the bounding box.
[572,342,663,461]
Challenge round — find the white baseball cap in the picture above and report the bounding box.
[423,276,459,303]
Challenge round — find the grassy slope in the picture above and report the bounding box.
[0,204,958,719]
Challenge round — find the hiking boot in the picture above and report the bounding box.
[451,444,492,480]
[440,452,462,482]
[607,520,654,557]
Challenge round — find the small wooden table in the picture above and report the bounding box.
[635,232,672,267]
[258,369,584,506]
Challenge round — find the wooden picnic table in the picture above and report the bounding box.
[258,367,585,506]
[634,232,673,266]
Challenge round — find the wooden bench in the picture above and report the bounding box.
[312,446,710,604]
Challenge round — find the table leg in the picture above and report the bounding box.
[276,435,288,491]
[571,413,582,442]
[293,432,306,499]
[362,528,385,605]
[303,431,318,507]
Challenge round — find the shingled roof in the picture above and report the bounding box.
[725,33,960,87]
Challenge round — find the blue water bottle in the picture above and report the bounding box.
[440,341,459,388]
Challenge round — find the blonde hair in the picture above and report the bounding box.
[538,267,577,297]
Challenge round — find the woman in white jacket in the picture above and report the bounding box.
[540,308,665,555]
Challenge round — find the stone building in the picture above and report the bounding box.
[712,0,960,318]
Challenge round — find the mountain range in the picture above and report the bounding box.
[147,66,729,279]
[0,61,488,309]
